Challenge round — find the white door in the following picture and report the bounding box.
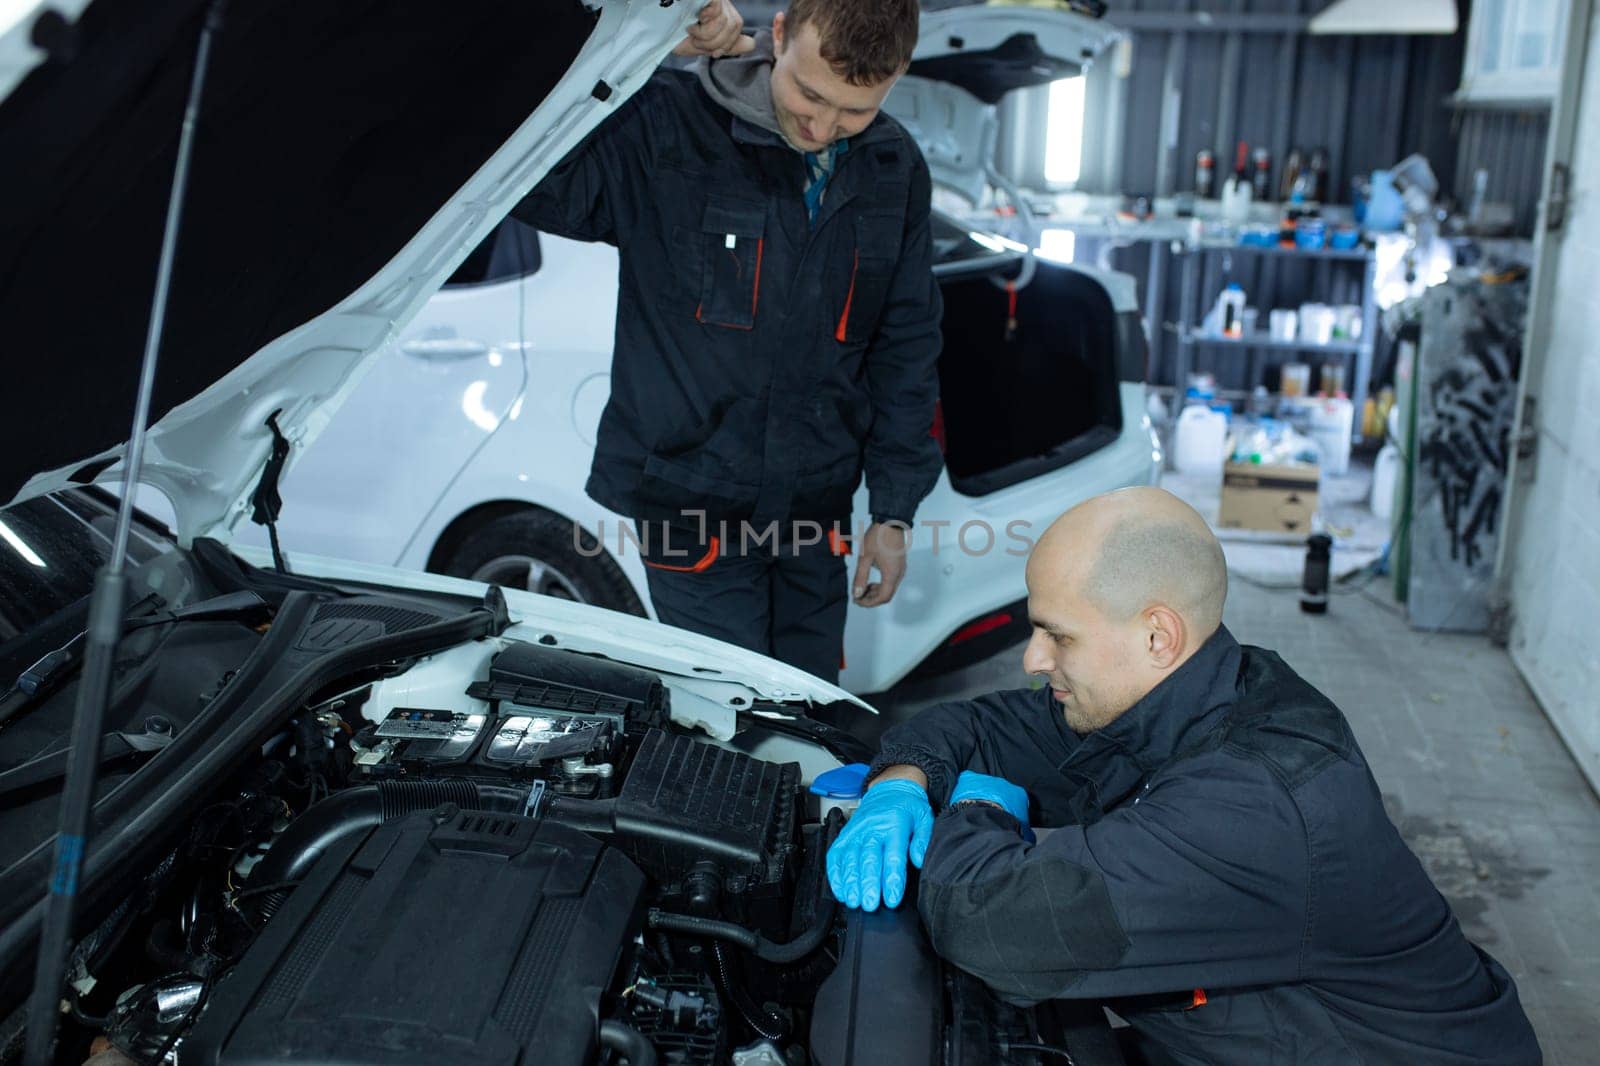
[265,222,536,566]
[1495,0,1600,788]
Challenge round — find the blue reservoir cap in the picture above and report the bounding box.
[810,762,871,799]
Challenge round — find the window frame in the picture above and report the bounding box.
[1457,0,1570,103]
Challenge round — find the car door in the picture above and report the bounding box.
[257,221,538,566]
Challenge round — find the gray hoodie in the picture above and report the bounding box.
[696,30,844,221]
[695,29,787,138]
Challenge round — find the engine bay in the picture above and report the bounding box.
[4,593,1119,1066]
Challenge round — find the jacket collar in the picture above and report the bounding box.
[728,112,897,152]
[1055,625,1243,817]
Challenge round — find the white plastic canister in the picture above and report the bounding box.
[1372,442,1401,521]
[1175,404,1229,477]
[1308,397,1354,476]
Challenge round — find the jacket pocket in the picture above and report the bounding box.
[835,211,902,345]
[695,197,767,331]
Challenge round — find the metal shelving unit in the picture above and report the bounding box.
[1173,242,1380,441]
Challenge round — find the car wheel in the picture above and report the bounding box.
[439,510,645,616]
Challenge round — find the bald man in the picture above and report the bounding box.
[827,488,1539,1065]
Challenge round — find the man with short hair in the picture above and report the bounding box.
[514,0,942,683]
[828,487,1541,1064]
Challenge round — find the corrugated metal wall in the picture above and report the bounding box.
[736,1,1551,388]
[1453,108,1552,233]
[987,0,1552,390]
[999,0,1471,207]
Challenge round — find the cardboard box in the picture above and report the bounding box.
[1218,462,1319,533]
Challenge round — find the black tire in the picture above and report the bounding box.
[438,510,646,617]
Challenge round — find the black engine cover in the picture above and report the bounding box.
[186,807,644,1066]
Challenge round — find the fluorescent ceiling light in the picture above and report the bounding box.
[1044,77,1086,186]
[1309,0,1459,34]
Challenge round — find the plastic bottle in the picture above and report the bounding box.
[1175,403,1229,477]
[1196,150,1216,199]
[1301,533,1332,614]
[1307,396,1354,476]
[1221,175,1254,224]
[1372,442,1401,521]
[1216,283,1247,338]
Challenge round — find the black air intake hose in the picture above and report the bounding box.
[541,794,617,834]
[712,939,789,1042]
[249,779,482,919]
[646,807,843,964]
[598,1019,658,1066]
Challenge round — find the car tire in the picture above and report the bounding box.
[439,510,646,617]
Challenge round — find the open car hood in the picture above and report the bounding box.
[0,0,689,544]
[885,1,1121,204]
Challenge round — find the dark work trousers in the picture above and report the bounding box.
[636,518,850,685]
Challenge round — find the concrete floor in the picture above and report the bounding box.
[870,577,1600,1065]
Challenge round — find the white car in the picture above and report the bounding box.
[2,2,1130,1062]
[241,4,1161,695]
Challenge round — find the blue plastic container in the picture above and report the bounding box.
[810,763,871,799]
[1295,219,1327,250]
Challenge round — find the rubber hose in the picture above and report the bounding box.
[250,779,482,919]
[712,940,788,1043]
[541,794,617,834]
[646,808,845,964]
[598,1019,658,1066]
[646,910,758,950]
[752,808,843,963]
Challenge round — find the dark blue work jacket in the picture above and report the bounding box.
[872,627,1542,1065]
[514,70,944,527]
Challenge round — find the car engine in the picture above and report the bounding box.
[54,639,1117,1066]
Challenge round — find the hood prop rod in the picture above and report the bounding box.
[24,3,229,1062]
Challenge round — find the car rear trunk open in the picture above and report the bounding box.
[933,257,1129,497]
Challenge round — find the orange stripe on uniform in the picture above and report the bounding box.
[835,250,859,343]
[644,536,721,573]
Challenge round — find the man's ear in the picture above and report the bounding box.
[772,11,786,51]
[1145,605,1187,670]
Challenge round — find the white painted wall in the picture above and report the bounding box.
[1506,7,1600,789]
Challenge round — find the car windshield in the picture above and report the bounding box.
[0,491,175,672]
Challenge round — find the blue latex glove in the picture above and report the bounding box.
[826,779,933,912]
[948,770,1031,830]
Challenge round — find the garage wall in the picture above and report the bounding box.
[994,0,1468,210]
[1503,6,1600,788]
[1455,108,1552,235]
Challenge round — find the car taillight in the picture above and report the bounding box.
[947,610,1013,646]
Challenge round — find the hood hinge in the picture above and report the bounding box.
[250,410,292,572]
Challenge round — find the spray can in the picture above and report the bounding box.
[1252,148,1273,202]
[1300,533,1332,614]
[1196,150,1216,199]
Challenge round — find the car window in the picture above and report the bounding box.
[445,217,543,287]
[931,213,1020,267]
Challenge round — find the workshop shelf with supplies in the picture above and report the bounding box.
[1172,240,1380,441]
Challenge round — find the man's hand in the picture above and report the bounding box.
[826,777,933,911]
[672,0,755,58]
[852,522,908,607]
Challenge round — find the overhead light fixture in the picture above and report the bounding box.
[1309,0,1458,34]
